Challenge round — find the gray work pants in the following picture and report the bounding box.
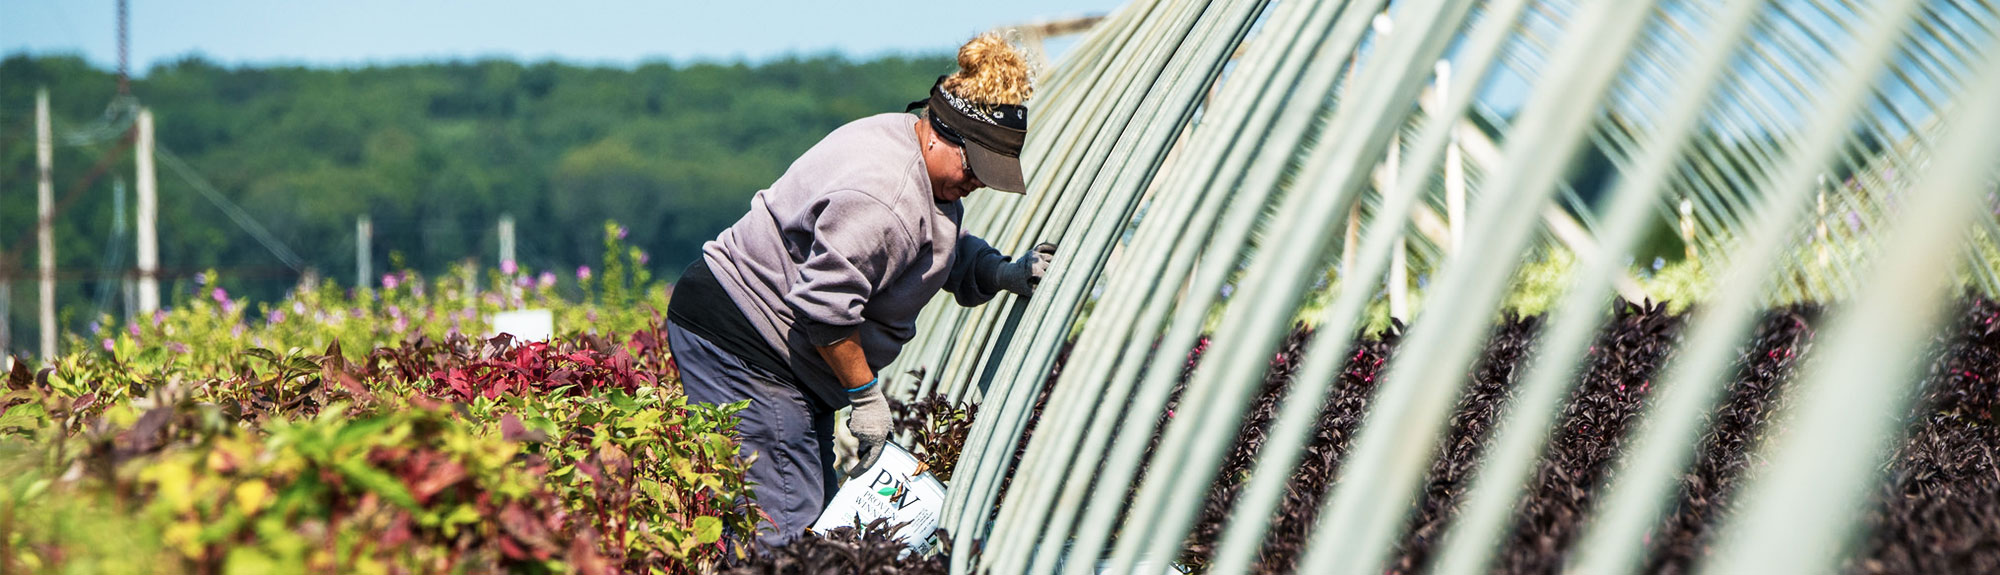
[665,320,837,545]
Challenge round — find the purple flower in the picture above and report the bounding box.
[538,271,557,288]
[381,274,400,290]
[268,309,286,324]
[88,321,102,335]
[577,266,593,280]
[501,259,518,275]
[515,275,532,288]
[211,288,230,304]
[101,339,115,352]
[153,310,167,326]
[638,251,650,265]
[1845,211,1863,233]
[616,226,629,240]
[128,323,141,337]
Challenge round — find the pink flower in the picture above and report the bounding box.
[268,309,286,324]
[101,339,115,352]
[577,266,592,280]
[501,259,518,274]
[616,226,629,240]
[382,274,400,290]
[538,271,557,288]
[638,251,649,265]
[211,288,229,304]
[127,323,141,337]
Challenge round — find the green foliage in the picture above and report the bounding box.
[0,53,952,351]
[1293,244,1713,335]
[0,258,760,574]
[61,227,669,367]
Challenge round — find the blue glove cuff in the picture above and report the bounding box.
[847,377,879,394]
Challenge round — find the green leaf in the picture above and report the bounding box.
[333,417,395,447]
[336,459,419,511]
[692,516,722,544]
[223,547,283,575]
[241,348,280,365]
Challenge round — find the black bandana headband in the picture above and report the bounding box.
[906,76,1030,192]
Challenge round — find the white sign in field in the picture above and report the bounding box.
[812,442,946,553]
[489,309,554,342]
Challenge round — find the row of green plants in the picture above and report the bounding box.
[1,225,763,574]
[69,223,665,368]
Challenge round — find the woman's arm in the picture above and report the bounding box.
[814,337,875,390]
[945,233,1009,306]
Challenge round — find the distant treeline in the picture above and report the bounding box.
[0,53,953,346]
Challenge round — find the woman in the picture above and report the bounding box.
[664,34,1056,543]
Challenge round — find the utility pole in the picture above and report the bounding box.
[1,73,9,359]
[136,109,160,314]
[1386,131,1408,323]
[356,216,372,288]
[37,89,56,359]
[1339,55,1361,281]
[117,0,131,96]
[1440,60,1465,254]
[498,214,517,270]
[1681,197,1697,263]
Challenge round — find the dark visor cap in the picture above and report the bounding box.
[914,77,1029,194]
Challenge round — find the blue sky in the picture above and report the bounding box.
[2,1,1127,72]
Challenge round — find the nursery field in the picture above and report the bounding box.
[998,298,2000,575]
[5,230,1999,575]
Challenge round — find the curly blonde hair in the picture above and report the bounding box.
[941,33,1033,105]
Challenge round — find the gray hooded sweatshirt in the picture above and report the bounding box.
[701,113,1008,408]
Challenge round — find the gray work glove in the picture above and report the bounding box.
[846,379,892,478]
[995,242,1059,298]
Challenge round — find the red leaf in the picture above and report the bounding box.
[409,460,467,504]
[379,512,414,548]
[500,413,548,443]
[568,528,613,575]
[498,502,558,560]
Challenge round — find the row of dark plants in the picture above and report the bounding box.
[841,295,2000,575]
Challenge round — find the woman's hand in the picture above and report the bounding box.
[996,242,1058,298]
[846,381,891,476]
[816,338,890,476]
